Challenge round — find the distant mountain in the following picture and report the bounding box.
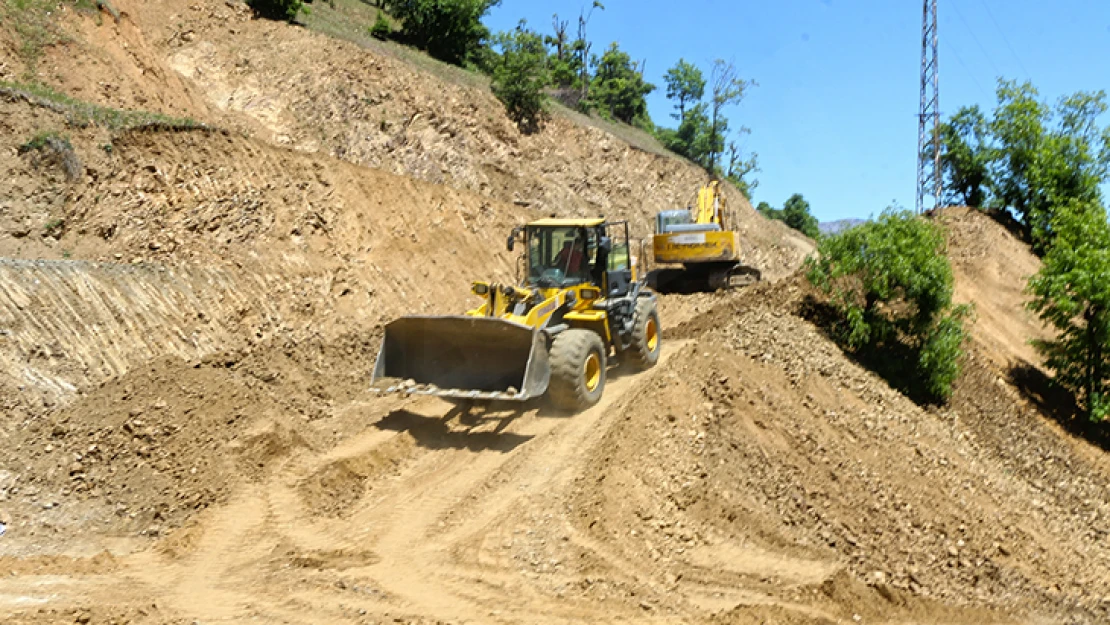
[819,219,867,235]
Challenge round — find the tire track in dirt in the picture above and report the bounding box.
[131,343,688,624]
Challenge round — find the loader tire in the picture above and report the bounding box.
[626,298,661,370]
[548,329,606,411]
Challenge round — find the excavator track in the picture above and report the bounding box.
[647,262,762,294]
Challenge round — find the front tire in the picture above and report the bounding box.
[548,329,607,411]
[626,298,661,370]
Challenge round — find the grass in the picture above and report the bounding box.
[18,130,83,180]
[547,100,677,159]
[18,129,70,153]
[1,80,205,130]
[43,217,66,236]
[1,0,100,76]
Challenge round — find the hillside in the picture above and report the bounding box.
[1,2,1109,624]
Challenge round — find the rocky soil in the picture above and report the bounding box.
[0,0,1107,623]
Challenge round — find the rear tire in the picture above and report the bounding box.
[548,329,606,411]
[626,298,661,370]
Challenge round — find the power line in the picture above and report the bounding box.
[949,1,1003,79]
[943,39,991,102]
[978,0,1033,81]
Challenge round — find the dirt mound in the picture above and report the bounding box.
[570,290,1110,622]
[0,328,395,553]
[939,207,1052,370]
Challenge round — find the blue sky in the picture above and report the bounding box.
[485,1,1110,222]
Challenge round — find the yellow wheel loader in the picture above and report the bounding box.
[371,218,661,411]
[648,180,762,293]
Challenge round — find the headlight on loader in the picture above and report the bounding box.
[472,282,490,295]
[580,287,601,301]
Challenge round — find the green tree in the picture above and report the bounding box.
[247,0,302,22]
[657,102,711,164]
[588,42,655,126]
[663,59,705,120]
[1027,200,1110,420]
[756,201,782,220]
[806,209,971,402]
[390,0,500,66]
[490,23,548,133]
[782,193,820,239]
[545,15,586,89]
[936,105,992,208]
[989,80,1110,251]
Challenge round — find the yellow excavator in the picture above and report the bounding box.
[648,180,762,293]
[372,218,661,410]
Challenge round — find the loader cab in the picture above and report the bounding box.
[519,219,634,297]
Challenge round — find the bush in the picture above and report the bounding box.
[18,131,82,181]
[805,208,971,402]
[390,0,499,67]
[490,25,547,133]
[246,0,302,22]
[369,10,391,39]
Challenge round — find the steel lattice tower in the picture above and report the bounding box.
[916,0,940,213]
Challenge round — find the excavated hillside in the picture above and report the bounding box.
[2,1,1109,624]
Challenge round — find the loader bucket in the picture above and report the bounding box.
[371,316,550,401]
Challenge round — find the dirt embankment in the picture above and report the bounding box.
[6,0,812,280]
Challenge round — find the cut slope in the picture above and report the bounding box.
[7,0,813,280]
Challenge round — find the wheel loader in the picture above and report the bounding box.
[371,218,661,410]
[648,180,762,293]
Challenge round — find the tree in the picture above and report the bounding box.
[782,193,819,239]
[490,24,548,133]
[806,209,971,402]
[588,42,655,126]
[936,105,992,208]
[934,80,1110,253]
[247,0,302,22]
[756,201,782,220]
[657,102,710,164]
[390,0,500,67]
[1027,200,1110,420]
[989,80,1110,251]
[707,59,753,172]
[724,139,758,199]
[663,59,705,120]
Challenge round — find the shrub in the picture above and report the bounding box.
[19,131,82,181]
[806,208,971,402]
[390,0,499,67]
[369,10,391,39]
[490,25,547,133]
[246,0,302,23]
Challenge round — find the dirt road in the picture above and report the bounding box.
[5,340,783,624]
